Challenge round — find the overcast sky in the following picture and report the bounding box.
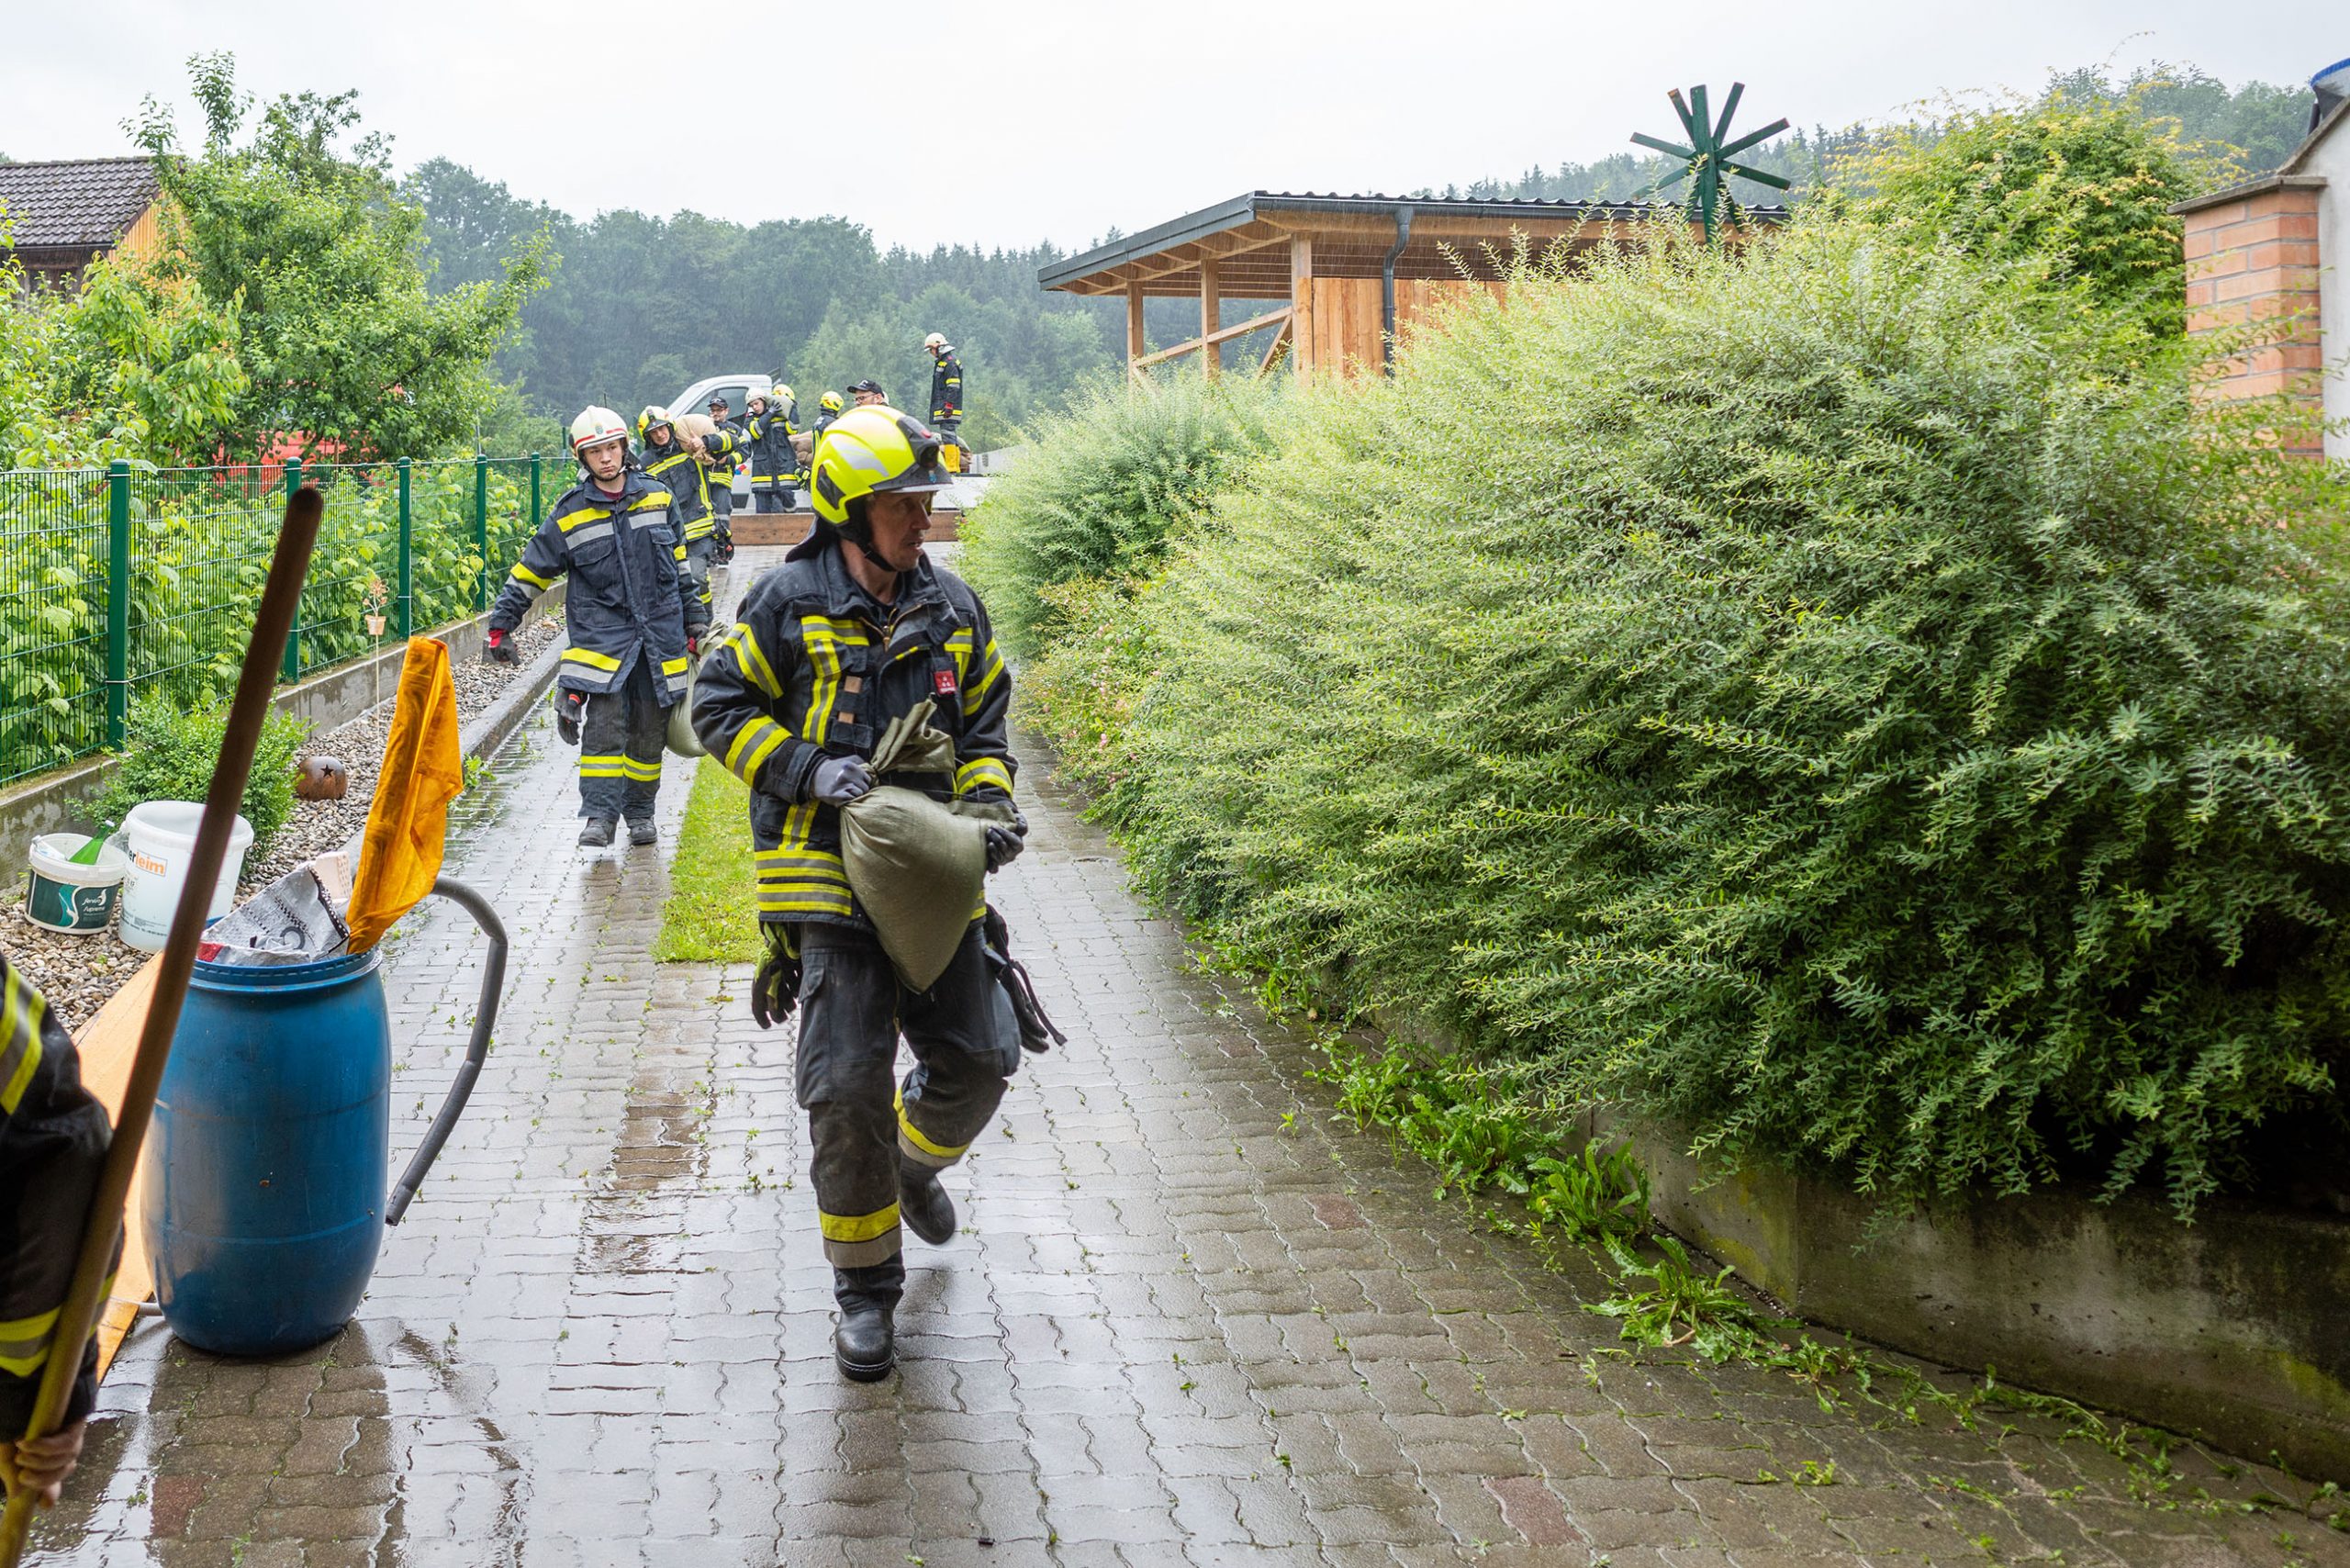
[5,1,2341,253]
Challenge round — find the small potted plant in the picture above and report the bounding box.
[363,574,390,637]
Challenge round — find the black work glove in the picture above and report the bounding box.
[983,808,1029,873]
[686,625,709,657]
[810,755,873,806]
[554,689,586,746]
[485,628,520,666]
[751,924,800,1030]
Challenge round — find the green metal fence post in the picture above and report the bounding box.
[281,459,304,682]
[529,452,542,533]
[474,454,490,612]
[397,457,414,639]
[106,461,130,749]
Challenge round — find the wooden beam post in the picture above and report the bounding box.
[1199,255,1222,380]
[1290,234,1315,383]
[1126,282,1146,383]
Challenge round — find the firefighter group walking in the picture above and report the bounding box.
[0,335,1016,1514]
[485,334,1044,1383]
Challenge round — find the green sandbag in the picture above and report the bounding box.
[838,700,1017,989]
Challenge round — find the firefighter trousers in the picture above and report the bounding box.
[793,921,1018,1310]
[753,485,794,513]
[577,658,666,822]
[679,536,716,626]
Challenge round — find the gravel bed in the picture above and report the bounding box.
[3,617,563,1032]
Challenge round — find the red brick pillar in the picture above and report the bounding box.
[2177,176,2325,455]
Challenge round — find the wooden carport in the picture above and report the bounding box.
[1039,191,1788,381]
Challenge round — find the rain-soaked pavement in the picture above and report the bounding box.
[29,547,2348,1567]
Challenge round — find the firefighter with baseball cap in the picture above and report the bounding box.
[487,406,702,847]
[705,392,746,546]
[691,405,1028,1382]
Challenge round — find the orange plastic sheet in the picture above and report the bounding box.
[344,638,463,953]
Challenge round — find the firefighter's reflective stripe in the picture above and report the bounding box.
[894,1089,969,1170]
[510,561,555,595]
[800,617,868,743]
[819,1203,901,1266]
[559,504,612,532]
[580,754,629,779]
[567,521,615,548]
[563,646,622,672]
[726,624,783,699]
[955,756,1013,797]
[0,1304,59,1379]
[1,966,47,1114]
[962,639,1006,717]
[754,846,852,918]
[724,715,791,783]
[621,756,663,783]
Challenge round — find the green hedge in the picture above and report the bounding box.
[958,373,1283,660]
[1026,224,2350,1216]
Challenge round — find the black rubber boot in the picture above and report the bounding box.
[628,819,657,846]
[899,1166,957,1246]
[577,816,617,848]
[833,1263,901,1382]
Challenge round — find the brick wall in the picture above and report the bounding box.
[2179,177,2325,454]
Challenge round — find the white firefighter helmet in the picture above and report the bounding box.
[923,332,947,352]
[569,405,630,455]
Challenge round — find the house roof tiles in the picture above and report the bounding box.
[0,156,162,252]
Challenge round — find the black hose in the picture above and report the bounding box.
[386,876,507,1224]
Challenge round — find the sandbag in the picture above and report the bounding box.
[836,700,1017,989]
[666,621,731,758]
[678,410,722,463]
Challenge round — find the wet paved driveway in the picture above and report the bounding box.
[31,549,2345,1566]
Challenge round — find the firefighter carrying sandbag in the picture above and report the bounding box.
[487,406,703,847]
[636,405,740,623]
[690,406,1035,1383]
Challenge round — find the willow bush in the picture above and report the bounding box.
[1074,224,2349,1216]
[957,371,1283,659]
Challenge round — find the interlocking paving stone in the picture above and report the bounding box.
[26,545,2350,1566]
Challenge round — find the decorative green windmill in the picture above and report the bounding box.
[1631,83,1791,242]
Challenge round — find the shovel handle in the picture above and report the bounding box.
[385,877,506,1225]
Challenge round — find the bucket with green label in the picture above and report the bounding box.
[27,832,130,935]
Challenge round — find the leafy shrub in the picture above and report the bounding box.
[1835,93,2207,344]
[98,693,308,859]
[1079,222,2350,1216]
[958,372,1282,658]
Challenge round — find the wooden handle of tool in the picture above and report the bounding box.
[0,487,324,1564]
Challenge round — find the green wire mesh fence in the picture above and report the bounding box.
[0,454,552,787]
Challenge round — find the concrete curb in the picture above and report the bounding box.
[459,631,565,766]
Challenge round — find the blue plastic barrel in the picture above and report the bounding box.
[141,948,391,1356]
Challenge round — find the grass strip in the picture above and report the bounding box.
[653,754,759,963]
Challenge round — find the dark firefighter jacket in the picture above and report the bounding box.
[488,469,700,702]
[641,429,740,542]
[1,955,118,1434]
[746,401,801,487]
[929,352,963,424]
[689,538,1014,932]
[710,417,748,487]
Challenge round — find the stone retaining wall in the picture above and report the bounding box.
[0,586,562,876]
[1597,1112,2350,1481]
[727,509,962,549]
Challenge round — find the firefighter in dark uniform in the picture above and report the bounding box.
[705,393,746,550]
[691,406,1027,1383]
[811,389,845,441]
[923,332,963,442]
[746,384,801,514]
[0,956,118,1512]
[487,406,703,848]
[636,405,739,626]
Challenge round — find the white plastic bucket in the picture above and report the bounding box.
[26,834,131,935]
[118,801,254,952]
